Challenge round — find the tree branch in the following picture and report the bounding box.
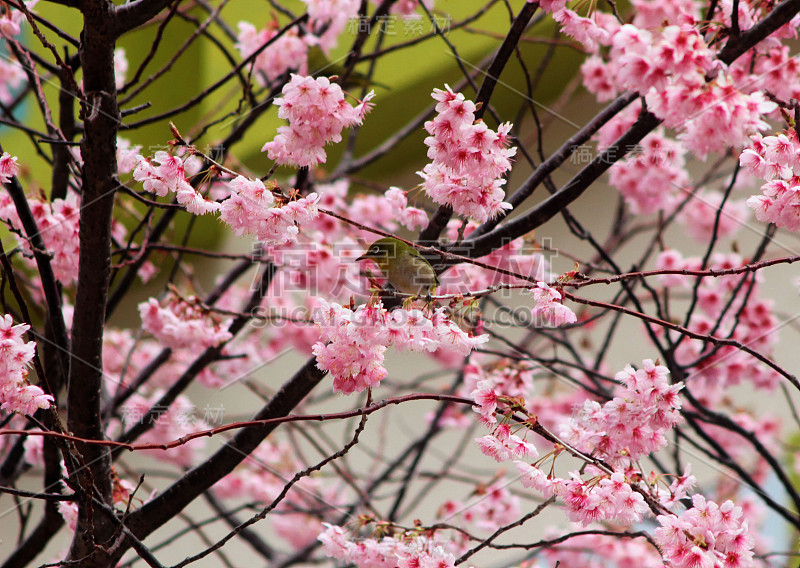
[112,0,178,37]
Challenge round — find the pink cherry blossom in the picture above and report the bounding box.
[262,74,375,167]
[218,176,320,244]
[236,22,309,86]
[605,126,689,215]
[117,137,142,174]
[530,282,577,327]
[418,85,515,222]
[384,187,429,231]
[0,152,18,183]
[677,189,749,241]
[470,379,499,424]
[655,495,755,568]
[0,191,82,284]
[114,48,128,90]
[0,314,52,415]
[553,9,609,51]
[138,295,233,350]
[312,300,488,394]
[134,151,220,215]
[561,359,683,463]
[0,59,25,104]
[0,0,38,38]
[741,129,800,230]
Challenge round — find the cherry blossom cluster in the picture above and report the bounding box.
[568,2,781,222]
[319,524,458,568]
[262,74,375,168]
[542,531,665,568]
[105,282,287,397]
[133,151,220,215]
[676,188,749,242]
[0,191,82,283]
[418,85,515,222]
[597,109,690,215]
[468,359,688,527]
[561,359,683,463]
[740,130,800,230]
[574,10,777,158]
[517,462,650,526]
[139,295,233,351]
[530,281,577,327]
[236,22,309,86]
[469,367,651,527]
[594,97,761,221]
[312,300,488,394]
[132,152,321,244]
[655,495,755,568]
[474,419,539,462]
[117,137,142,174]
[219,175,320,245]
[301,0,360,50]
[469,362,537,430]
[384,187,429,231]
[731,44,800,102]
[0,314,52,416]
[459,358,594,432]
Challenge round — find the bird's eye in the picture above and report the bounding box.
[370,246,379,254]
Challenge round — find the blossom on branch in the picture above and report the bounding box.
[742,130,800,230]
[561,359,683,463]
[655,495,755,568]
[530,281,577,327]
[134,151,220,215]
[0,314,52,415]
[312,300,488,394]
[262,74,375,168]
[138,296,233,351]
[418,85,515,222]
[0,152,18,183]
[219,176,320,245]
[236,22,309,85]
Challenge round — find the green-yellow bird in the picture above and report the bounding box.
[357,237,439,296]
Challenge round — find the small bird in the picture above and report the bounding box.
[357,237,439,296]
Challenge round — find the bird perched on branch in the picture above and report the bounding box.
[357,237,439,297]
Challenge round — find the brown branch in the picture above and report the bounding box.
[0,485,75,501]
[66,0,122,560]
[112,0,179,36]
[473,1,538,120]
[2,393,472,452]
